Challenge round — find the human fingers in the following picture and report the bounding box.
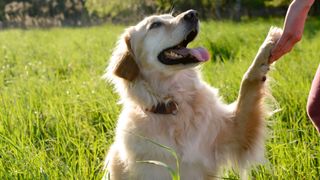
[269,38,295,63]
[269,32,299,63]
[269,35,288,63]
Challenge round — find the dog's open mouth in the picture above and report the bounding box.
[158,30,210,65]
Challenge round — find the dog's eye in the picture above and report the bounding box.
[149,21,163,30]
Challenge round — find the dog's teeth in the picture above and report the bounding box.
[176,54,182,58]
[165,51,182,59]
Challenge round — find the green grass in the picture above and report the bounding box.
[0,18,319,179]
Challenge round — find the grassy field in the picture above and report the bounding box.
[0,18,319,179]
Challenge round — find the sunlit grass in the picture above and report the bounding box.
[0,18,319,179]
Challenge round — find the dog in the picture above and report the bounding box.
[103,9,282,180]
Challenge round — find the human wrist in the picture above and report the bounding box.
[289,0,314,21]
[307,0,315,6]
[293,0,315,9]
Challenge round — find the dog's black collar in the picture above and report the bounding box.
[146,100,178,115]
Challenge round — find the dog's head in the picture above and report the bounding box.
[107,10,210,82]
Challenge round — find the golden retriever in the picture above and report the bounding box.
[103,10,282,180]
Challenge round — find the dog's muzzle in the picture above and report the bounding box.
[157,10,210,66]
[183,10,199,25]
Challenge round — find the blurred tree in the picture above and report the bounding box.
[244,0,265,8]
[85,0,156,22]
[0,0,319,27]
[0,0,276,24]
[0,0,12,21]
[1,0,88,27]
[265,0,291,7]
[234,0,241,21]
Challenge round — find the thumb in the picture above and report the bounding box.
[269,46,278,63]
[269,54,275,64]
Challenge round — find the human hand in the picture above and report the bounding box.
[269,0,314,63]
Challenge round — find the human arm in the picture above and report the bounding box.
[269,0,315,63]
[307,65,320,133]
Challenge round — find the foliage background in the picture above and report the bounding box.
[0,0,320,27]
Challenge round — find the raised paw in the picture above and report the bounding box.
[257,27,283,65]
[245,27,282,81]
[265,27,283,46]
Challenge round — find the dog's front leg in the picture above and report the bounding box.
[234,27,282,152]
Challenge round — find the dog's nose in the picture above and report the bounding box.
[183,10,198,23]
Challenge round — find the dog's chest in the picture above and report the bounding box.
[145,98,215,163]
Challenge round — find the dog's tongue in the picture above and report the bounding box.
[189,47,210,62]
[176,47,210,62]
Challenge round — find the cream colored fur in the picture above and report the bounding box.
[103,10,282,180]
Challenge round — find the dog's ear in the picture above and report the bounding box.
[113,34,140,81]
